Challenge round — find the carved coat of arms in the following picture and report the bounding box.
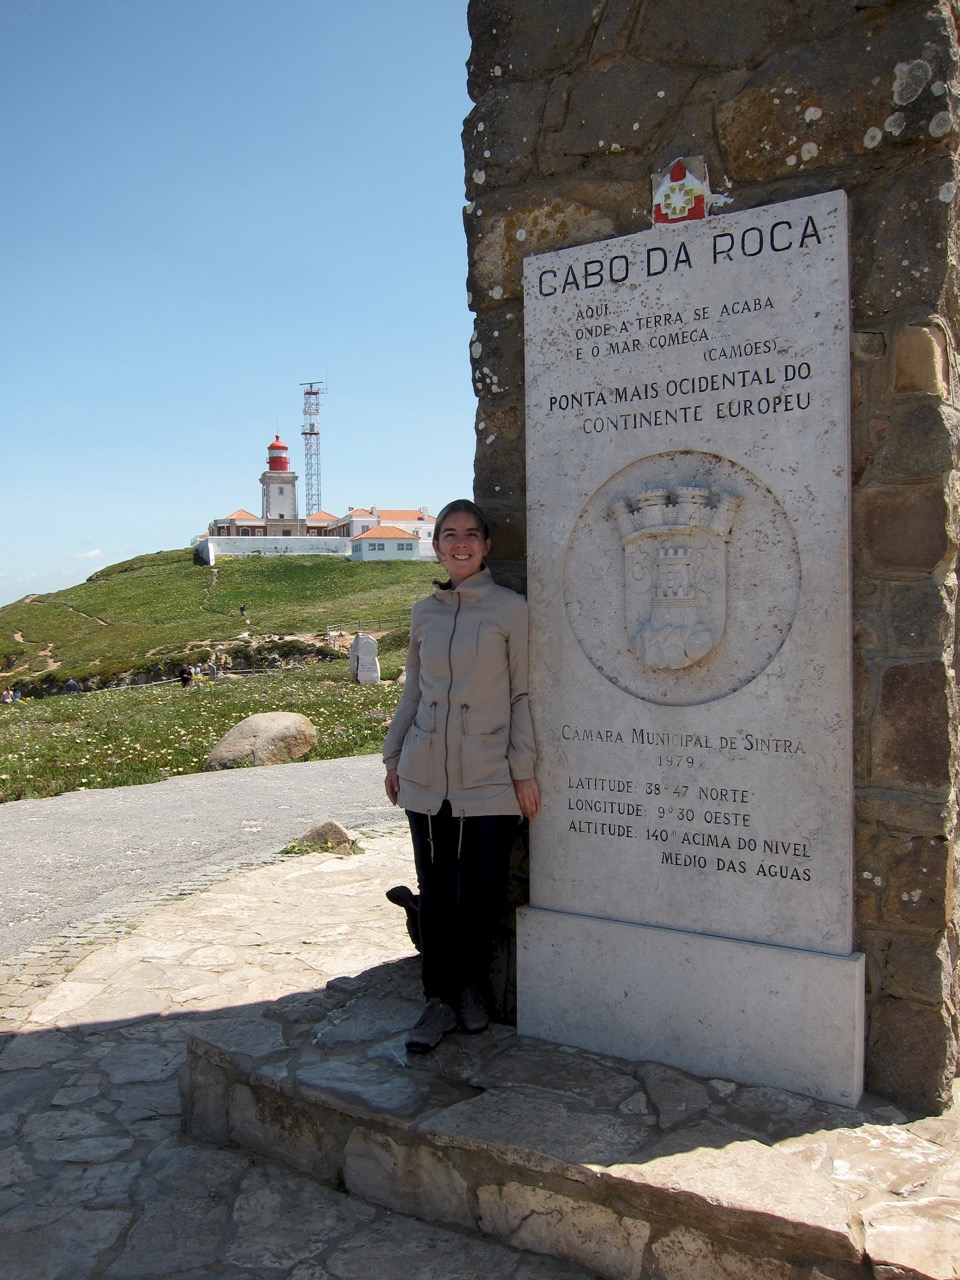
[611,488,742,670]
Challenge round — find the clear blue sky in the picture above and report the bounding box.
[0,1,476,607]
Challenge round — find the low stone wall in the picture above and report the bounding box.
[194,536,352,563]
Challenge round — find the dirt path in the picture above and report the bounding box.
[65,605,107,626]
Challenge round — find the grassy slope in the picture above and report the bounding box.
[0,549,436,684]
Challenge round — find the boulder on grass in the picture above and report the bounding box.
[203,711,316,771]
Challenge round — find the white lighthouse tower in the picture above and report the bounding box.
[260,435,299,536]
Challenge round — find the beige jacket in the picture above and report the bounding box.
[382,569,537,817]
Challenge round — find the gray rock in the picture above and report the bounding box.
[203,711,317,771]
[303,819,355,852]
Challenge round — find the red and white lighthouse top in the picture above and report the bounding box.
[266,434,290,472]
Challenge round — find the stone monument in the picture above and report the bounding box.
[517,191,864,1105]
[349,634,380,685]
[463,0,959,1112]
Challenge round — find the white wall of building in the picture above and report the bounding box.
[194,536,352,565]
[350,537,435,562]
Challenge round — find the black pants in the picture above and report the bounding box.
[406,801,517,1008]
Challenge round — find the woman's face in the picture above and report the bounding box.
[434,512,492,587]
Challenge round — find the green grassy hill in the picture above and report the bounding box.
[0,549,437,691]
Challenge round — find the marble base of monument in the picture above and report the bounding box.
[517,905,865,1107]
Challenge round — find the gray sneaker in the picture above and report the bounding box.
[405,999,456,1053]
[458,985,489,1034]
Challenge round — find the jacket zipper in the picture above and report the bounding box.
[442,592,460,800]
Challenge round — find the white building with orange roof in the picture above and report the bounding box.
[326,505,435,541]
[350,525,428,561]
[194,435,436,565]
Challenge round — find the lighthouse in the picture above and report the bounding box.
[260,435,300,535]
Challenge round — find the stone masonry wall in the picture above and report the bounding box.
[463,0,960,1112]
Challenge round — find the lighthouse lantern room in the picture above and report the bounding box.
[260,435,299,535]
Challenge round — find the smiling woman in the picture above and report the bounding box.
[382,498,541,1054]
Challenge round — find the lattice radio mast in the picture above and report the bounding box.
[300,379,326,516]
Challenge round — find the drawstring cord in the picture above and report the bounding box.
[427,811,435,866]
[456,809,465,910]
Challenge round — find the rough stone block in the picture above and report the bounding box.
[872,401,955,482]
[885,579,948,654]
[894,323,950,396]
[541,72,571,131]
[473,401,523,449]
[467,200,616,304]
[857,484,949,573]
[633,0,793,69]
[867,997,954,1112]
[855,789,948,835]
[467,0,599,100]
[228,1082,339,1182]
[715,5,952,184]
[883,933,949,1004]
[469,310,525,401]
[649,1224,792,1280]
[469,1038,639,1108]
[343,1127,473,1227]
[180,1052,229,1144]
[473,482,528,564]
[464,82,548,194]
[419,1084,651,1168]
[542,63,698,165]
[853,160,955,317]
[862,1195,960,1280]
[294,1057,468,1124]
[478,1181,651,1280]
[852,331,885,360]
[878,831,948,933]
[874,661,950,790]
[608,1140,861,1264]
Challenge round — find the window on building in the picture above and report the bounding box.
[283,530,292,536]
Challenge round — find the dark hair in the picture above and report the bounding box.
[432,498,491,546]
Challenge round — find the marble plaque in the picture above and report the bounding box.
[520,192,860,1096]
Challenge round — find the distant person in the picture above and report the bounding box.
[12,689,20,702]
[178,664,193,688]
[240,604,247,621]
[0,689,12,705]
[64,677,79,693]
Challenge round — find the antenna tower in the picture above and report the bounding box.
[300,379,326,516]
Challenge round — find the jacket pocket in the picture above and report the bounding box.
[461,723,511,788]
[399,724,435,786]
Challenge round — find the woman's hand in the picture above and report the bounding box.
[514,777,541,820]
[385,769,400,806]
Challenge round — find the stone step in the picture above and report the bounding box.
[181,957,960,1280]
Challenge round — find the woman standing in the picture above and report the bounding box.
[383,499,540,1052]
